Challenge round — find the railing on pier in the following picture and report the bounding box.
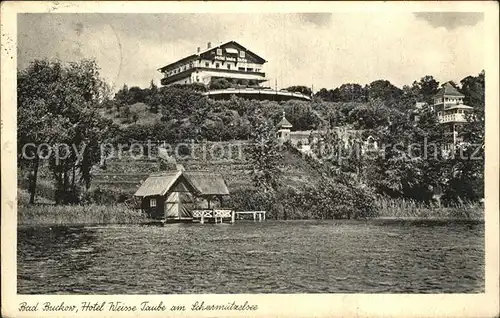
[192,209,235,224]
[235,211,266,222]
[191,209,267,224]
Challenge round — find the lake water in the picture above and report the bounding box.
[17,220,484,294]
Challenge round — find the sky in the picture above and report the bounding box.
[17,12,485,92]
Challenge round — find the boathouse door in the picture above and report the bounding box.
[165,191,196,219]
[165,191,180,218]
[164,178,195,219]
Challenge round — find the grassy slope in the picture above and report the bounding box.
[92,142,322,194]
[99,102,162,128]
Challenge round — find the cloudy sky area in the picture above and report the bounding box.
[18,12,484,92]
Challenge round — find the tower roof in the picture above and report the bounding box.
[277,112,293,128]
[434,82,464,98]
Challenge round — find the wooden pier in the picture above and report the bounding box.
[190,209,266,224]
[235,211,266,222]
[192,209,236,224]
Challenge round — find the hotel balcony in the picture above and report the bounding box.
[161,66,266,86]
[443,102,464,109]
[438,113,468,124]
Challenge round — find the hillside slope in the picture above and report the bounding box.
[91,141,323,195]
[99,102,162,128]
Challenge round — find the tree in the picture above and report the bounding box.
[17,59,112,204]
[367,80,403,105]
[128,86,146,104]
[248,118,283,193]
[332,83,367,102]
[346,100,396,130]
[370,103,447,201]
[209,78,231,90]
[131,111,139,124]
[282,100,323,130]
[115,83,130,105]
[446,70,485,201]
[460,70,485,110]
[146,79,161,113]
[314,88,337,102]
[122,105,131,119]
[412,75,440,105]
[285,86,312,96]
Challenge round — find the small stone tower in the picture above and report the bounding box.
[277,111,293,141]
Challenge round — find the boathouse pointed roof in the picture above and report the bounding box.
[434,82,464,98]
[278,111,293,128]
[134,170,229,197]
[184,171,230,196]
[134,170,183,197]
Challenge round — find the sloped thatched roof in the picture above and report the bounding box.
[134,170,182,197]
[134,170,229,197]
[184,171,230,196]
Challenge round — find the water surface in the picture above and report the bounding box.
[17,220,484,294]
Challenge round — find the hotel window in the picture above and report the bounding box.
[240,51,245,58]
[216,48,223,55]
[215,63,220,68]
[247,68,253,72]
[227,64,231,70]
[238,67,245,71]
[150,198,156,207]
[205,62,209,67]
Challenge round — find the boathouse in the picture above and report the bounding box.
[134,169,230,220]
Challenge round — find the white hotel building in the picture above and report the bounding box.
[158,40,311,101]
[159,41,267,87]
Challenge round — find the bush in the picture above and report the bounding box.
[80,186,132,205]
[209,78,232,90]
[227,177,378,220]
[171,83,207,92]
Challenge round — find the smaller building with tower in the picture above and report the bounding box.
[277,112,293,141]
[433,82,474,148]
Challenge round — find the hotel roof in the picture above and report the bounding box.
[158,40,267,72]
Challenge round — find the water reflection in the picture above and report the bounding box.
[18,227,99,293]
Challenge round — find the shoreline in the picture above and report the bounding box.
[17,217,484,229]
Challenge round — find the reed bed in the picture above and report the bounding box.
[375,196,484,220]
[18,203,150,226]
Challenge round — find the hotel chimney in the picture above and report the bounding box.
[197,46,201,53]
[207,42,211,49]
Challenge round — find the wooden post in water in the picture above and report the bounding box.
[258,213,262,222]
[231,210,235,224]
[263,212,266,221]
[201,213,204,225]
[253,212,256,222]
